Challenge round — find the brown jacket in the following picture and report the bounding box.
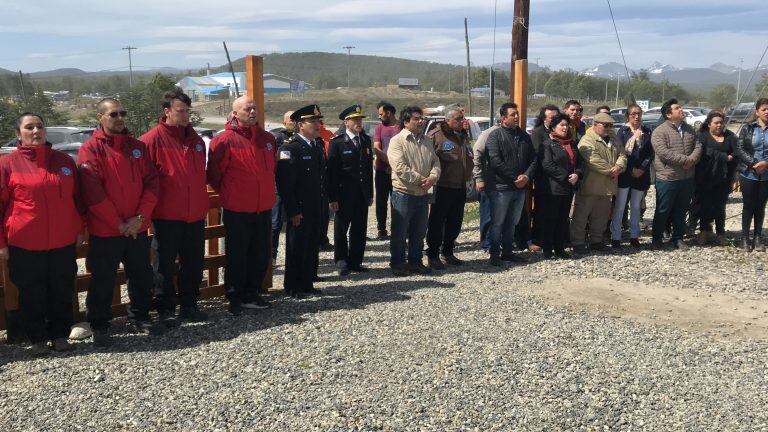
[651,120,702,181]
[429,122,473,189]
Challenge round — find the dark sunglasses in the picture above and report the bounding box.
[107,111,128,118]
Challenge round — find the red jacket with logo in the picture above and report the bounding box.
[78,128,159,237]
[207,120,276,213]
[140,118,209,222]
[0,144,83,250]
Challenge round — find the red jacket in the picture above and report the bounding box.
[0,144,83,250]
[141,118,209,222]
[78,128,159,237]
[207,120,276,213]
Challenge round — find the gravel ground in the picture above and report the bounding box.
[1,191,767,431]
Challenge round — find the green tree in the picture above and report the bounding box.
[709,84,737,110]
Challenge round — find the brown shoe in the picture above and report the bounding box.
[528,243,542,252]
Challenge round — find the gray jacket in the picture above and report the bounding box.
[651,120,702,181]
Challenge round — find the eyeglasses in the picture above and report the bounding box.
[107,111,128,118]
[598,122,614,127]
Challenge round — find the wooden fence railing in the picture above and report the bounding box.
[0,190,272,334]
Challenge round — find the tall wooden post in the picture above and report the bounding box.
[245,55,265,126]
[244,55,272,290]
[509,0,529,127]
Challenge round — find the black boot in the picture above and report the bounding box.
[740,236,753,251]
[753,235,765,252]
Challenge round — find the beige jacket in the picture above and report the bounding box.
[387,129,441,196]
[577,129,627,196]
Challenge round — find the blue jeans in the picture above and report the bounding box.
[389,191,430,267]
[479,191,492,250]
[488,189,526,257]
[652,178,694,243]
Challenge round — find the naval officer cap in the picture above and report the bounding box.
[339,104,367,120]
[290,104,323,122]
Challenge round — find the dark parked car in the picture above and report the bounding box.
[727,102,755,123]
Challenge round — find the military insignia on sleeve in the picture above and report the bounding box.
[279,150,291,160]
[61,167,72,176]
[442,141,455,151]
[196,144,203,152]
[132,149,142,159]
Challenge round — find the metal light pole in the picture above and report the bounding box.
[343,46,355,89]
[122,46,137,88]
[736,57,744,101]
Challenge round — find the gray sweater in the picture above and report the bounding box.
[472,125,499,180]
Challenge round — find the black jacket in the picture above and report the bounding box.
[276,134,327,218]
[483,126,537,191]
[616,125,654,191]
[326,132,374,203]
[734,121,766,174]
[535,136,585,196]
[695,130,737,187]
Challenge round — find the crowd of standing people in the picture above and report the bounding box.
[2,88,767,357]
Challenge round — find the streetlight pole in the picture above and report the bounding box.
[122,46,137,88]
[342,46,355,89]
[736,57,744,101]
[533,57,540,95]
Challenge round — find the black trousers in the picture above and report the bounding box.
[740,177,768,238]
[153,219,205,313]
[87,234,153,328]
[284,210,320,294]
[9,244,76,343]
[375,169,392,232]
[698,182,731,234]
[223,209,270,306]
[426,186,466,258]
[334,189,369,266]
[536,193,572,253]
[321,193,331,246]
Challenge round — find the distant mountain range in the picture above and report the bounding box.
[2,54,764,94]
[581,61,767,92]
[0,66,187,78]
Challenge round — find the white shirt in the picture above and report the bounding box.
[345,129,360,147]
[297,133,314,147]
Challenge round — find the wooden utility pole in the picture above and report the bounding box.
[122,46,137,88]
[464,18,472,115]
[509,0,529,127]
[245,55,265,126]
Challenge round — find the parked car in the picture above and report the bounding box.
[686,106,713,116]
[466,116,491,132]
[0,126,95,157]
[683,109,707,130]
[727,102,755,123]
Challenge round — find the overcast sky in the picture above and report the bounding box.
[0,0,764,73]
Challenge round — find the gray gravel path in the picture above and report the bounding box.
[1,192,767,431]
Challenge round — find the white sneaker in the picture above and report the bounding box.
[69,322,93,340]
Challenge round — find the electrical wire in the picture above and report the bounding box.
[606,0,634,101]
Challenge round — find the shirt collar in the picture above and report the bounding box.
[345,128,359,141]
[297,133,313,146]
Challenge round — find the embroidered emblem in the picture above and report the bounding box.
[302,155,312,160]
[61,167,72,176]
[343,150,353,155]
[132,149,142,159]
[442,141,455,151]
[196,144,203,152]
[279,150,291,160]
[267,143,273,151]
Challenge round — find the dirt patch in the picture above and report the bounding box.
[526,277,768,341]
